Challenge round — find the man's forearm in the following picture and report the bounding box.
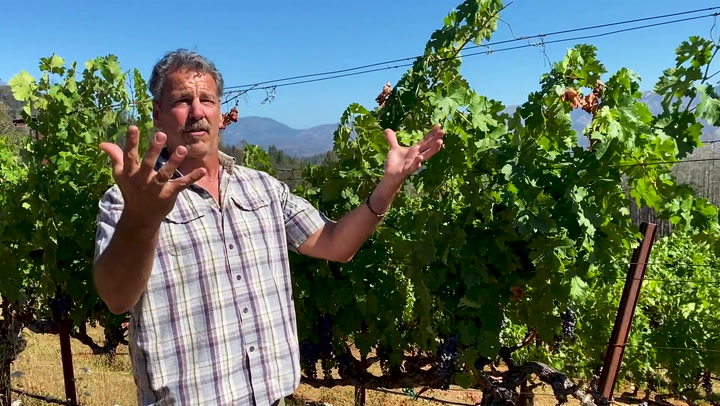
[93,214,160,314]
[309,177,403,262]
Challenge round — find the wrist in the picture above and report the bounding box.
[378,175,404,196]
[366,177,403,219]
[118,210,163,236]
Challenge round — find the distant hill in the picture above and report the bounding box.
[225,91,720,157]
[220,116,339,157]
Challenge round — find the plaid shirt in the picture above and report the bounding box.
[94,150,328,406]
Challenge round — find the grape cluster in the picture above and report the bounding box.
[434,335,462,390]
[300,315,337,380]
[377,346,403,377]
[336,352,354,378]
[318,315,334,358]
[50,293,72,321]
[561,309,577,339]
[299,340,319,379]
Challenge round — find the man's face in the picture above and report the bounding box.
[152,69,222,160]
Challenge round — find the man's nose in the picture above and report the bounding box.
[189,98,205,120]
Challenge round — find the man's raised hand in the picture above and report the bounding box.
[98,126,207,223]
[382,124,445,186]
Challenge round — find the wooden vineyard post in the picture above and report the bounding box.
[597,222,657,402]
[355,324,368,406]
[53,292,77,406]
[517,380,530,406]
[58,318,77,406]
[354,351,367,406]
[354,386,366,406]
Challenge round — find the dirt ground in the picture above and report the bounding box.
[6,326,694,406]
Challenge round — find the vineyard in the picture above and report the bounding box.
[2,0,720,405]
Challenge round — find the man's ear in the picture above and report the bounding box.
[152,100,160,126]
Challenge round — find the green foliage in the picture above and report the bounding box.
[0,54,151,334]
[0,135,30,306]
[512,231,720,399]
[241,144,277,176]
[265,0,720,392]
[624,233,719,394]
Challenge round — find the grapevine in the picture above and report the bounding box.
[0,54,152,403]
[286,0,720,403]
[703,372,713,398]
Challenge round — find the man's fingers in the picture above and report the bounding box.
[419,138,444,159]
[140,132,167,176]
[155,146,188,182]
[123,126,141,172]
[169,168,207,192]
[422,124,445,142]
[384,129,400,149]
[414,125,445,156]
[411,154,424,172]
[99,142,124,177]
[386,126,444,151]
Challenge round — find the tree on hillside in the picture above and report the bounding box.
[0,102,28,154]
[0,86,23,120]
[0,102,14,135]
[217,140,332,190]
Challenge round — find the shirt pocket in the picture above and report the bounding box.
[160,205,208,257]
[230,193,271,240]
[229,192,286,288]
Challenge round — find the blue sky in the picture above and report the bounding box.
[1,0,719,129]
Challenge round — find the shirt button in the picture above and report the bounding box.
[243,308,249,313]
[236,275,242,281]
[228,244,234,250]
[249,346,255,352]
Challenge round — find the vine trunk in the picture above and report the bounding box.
[0,300,27,406]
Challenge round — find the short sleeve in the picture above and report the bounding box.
[94,185,125,264]
[277,180,331,252]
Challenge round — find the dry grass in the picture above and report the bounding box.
[10,326,135,406]
[6,325,696,406]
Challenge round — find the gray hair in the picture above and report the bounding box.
[148,49,224,100]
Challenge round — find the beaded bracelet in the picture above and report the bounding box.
[365,196,387,219]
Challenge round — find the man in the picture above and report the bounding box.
[93,49,444,406]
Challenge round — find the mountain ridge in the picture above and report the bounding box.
[221,116,338,157]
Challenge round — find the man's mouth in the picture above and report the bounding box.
[182,126,210,138]
[182,121,211,137]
